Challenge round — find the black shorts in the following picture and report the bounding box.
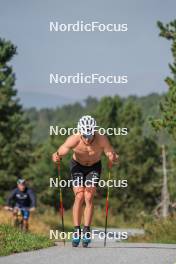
[70,159,102,187]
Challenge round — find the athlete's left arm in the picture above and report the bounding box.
[101,135,119,163]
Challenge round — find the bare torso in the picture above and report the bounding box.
[73,134,104,166]
[58,132,114,166]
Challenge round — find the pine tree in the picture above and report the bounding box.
[152,20,176,139]
[95,96,161,217]
[0,38,32,198]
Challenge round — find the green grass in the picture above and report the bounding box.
[0,224,55,256]
[128,216,176,244]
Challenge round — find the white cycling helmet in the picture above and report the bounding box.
[77,115,97,137]
[17,179,26,185]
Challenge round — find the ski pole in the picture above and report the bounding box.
[104,161,112,247]
[58,161,65,246]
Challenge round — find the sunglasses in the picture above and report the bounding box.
[82,134,93,139]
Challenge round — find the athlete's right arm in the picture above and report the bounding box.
[52,135,79,163]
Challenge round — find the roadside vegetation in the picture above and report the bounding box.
[128,215,176,244]
[0,224,54,256]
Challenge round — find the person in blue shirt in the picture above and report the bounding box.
[4,179,36,230]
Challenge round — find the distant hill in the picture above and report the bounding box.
[25,93,164,144]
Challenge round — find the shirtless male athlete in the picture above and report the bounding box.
[52,115,118,247]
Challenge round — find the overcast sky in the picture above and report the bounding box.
[0,0,176,108]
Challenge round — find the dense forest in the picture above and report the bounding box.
[1,92,174,220]
[23,93,176,217]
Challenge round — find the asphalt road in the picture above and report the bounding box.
[1,242,176,264]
